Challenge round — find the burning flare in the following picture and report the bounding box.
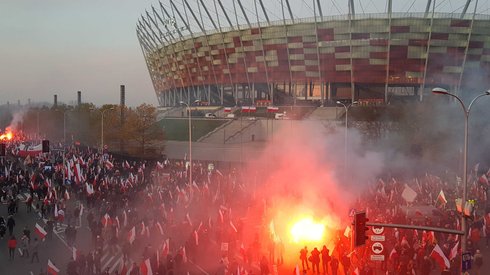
[290,217,326,243]
[0,129,13,141]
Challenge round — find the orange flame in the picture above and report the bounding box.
[0,128,14,141]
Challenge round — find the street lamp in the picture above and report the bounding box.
[101,107,115,151]
[180,100,200,187]
[336,101,358,180]
[432,87,490,255]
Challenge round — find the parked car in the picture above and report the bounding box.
[204,113,217,118]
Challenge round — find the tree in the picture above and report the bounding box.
[122,104,164,156]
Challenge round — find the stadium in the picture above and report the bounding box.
[137,0,490,107]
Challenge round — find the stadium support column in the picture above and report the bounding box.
[120,85,125,152]
[384,0,393,103]
[461,0,472,19]
[420,0,436,101]
[348,0,355,103]
[54,94,58,108]
[457,0,478,95]
[282,0,295,107]
[215,0,239,105]
[253,0,273,104]
[195,0,221,105]
[313,0,323,106]
[230,0,252,105]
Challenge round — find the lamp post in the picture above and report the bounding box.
[180,100,200,187]
[101,107,115,151]
[432,87,490,255]
[336,101,357,180]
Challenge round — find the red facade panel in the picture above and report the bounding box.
[391,26,410,33]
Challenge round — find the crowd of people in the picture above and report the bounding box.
[0,138,489,275]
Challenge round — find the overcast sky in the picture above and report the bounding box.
[0,0,486,107]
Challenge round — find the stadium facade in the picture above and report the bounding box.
[137,0,490,107]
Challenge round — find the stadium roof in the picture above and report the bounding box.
[137,0,490,49]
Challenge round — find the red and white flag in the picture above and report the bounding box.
[156,222,164,235]
[101,213,112,227]
[140,258,153,275]
[449,241,459,260]
[35,223,47,239]
[437,190,447,205]
[54,204,59,218]
[123,210,128,227]
[128,226,136,244]
[430,244,450,270]
[194,230,199,246]
[230,220,238,233]
[47,259,60,275]
[185,213,192,226]
[182,247,188,263]
[105,160,114,170]
[73,246,80,261]
[224,107,232,113]
[267,106,279,113]
[162,239,170,258]
[389,247,398,260]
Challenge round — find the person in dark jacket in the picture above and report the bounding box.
[7,215,15,236]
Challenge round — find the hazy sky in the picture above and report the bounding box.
[1,0,486,107]
[0,0,156,107]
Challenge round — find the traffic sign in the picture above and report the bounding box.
[370,235,386,242]
[372,226,384,235]
[371,242,384,254]
[370,255,385,261]
[462,252,472,272]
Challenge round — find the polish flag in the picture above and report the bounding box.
[449,241,459,260]
[105,160,114,170]
[101,213,112,227]
[230,220,238,233]
[74,163,82,184]
[128,227,136,244]
[194,230,199,246]
[123,210,128,227]
[162,239,169,258]
[241,106,250,113]
[54,204,59,218]
[140,258,153,275]
[140,222,146,236]
[156,222,164,235]
[437,190,447,204]
[185,213,192,226]
[35,223,47,239]
[47,259,60,275]
[182,247,188,263]
[267,106,279,113]
[389,247,398,260]
[430,244,450,270]
[224,107,232,113]
[249,106,257,113]
[72,246,80,261]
